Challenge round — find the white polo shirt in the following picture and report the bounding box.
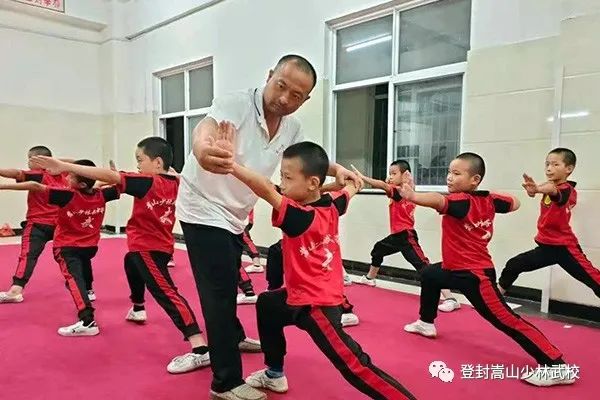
[176,87,304,234]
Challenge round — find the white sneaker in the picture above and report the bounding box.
[521,365,576,387]
[237,293,258,305]
[343,274,353,286]
[246,369,289,393]
[125,307,147,323]
[404,320,437,338]
[244,265,264,273]
[438,298,460,312]
[167,352,210,374]
[58,320,99,337]
[167,259,176,268]
[87,290,96,302]
[0,292,24,303]
[357,275,376,287]
[341,313,359,327]
[239,337,262,353]
[210,383,266,400]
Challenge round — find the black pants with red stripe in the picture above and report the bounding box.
[124,251,202,339]
[499,243,600,297]
[242,223,260,259]
[371,230,429,271]
[53,246,97,323]
[257,290,415,400]
[12,222,55,288]
[181,222,249,393]
[237,264,254,296]
[419,264,565,366]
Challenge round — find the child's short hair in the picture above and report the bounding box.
[74,159,96,189]
[283,141,329,186]
[137,137,173,171]
[28,146,52,157]
[456,152,486,181]
[549,147,576,167]
[390,159,411,173]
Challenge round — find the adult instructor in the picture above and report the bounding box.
[177,55,358,400]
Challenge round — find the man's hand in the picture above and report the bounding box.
[197,120,236,174]
[30,156,67,175]
[335,165,360,189]
[398,182,416,201]
[522,173,538,198]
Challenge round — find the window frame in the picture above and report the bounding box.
[154,56,213,158]
[327,0,470,192]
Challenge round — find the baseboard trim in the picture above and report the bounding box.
[102,225,127,234]
[549,299,600,323]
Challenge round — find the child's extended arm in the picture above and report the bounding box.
[398,183,445,212]
[32,156,120,185]
[232,163,282,211]
[351,165,390,192]
[0,181,46,192]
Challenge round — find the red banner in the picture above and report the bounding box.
[13,0,64,12]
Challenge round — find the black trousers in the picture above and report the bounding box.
[53,246,97,322]
[124,250,202,339]
[12,222,55,287]
[419,263,564,365]
[370,230,429,270]
[499,243,600,298]
[180,222,248,393]
[266,240,283,291]
[257,290,416,400]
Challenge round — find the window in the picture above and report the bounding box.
[330,0,471,188]
[156,60,213,172]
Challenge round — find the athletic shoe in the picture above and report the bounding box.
[210,384,266,400]
[341,313,359,327]
[239,337,261,353]
[0,292,23,303]
[125,307,147,323]
[521,365,576,387]
[438,298,460,312]
[58,320,99,337]
[167,352,210,374]
[246,369,289,393]
[404,320,437,338]
[244,265,264,273]
[343,274,353,286]
[237,293,258,305]
[357,275,376,287]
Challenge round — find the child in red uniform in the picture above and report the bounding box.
[0,146,68,303]
[35,137,260,371]
[0,159,119,336]
[401,152,574,387]
[353,160,460,312]
[214,122,416,399]
[499,148,600,299]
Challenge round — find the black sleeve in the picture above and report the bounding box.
[493,197,513,214]
[330,192,349,216]
[445,198,470,219]
[48,188,74,208]
[550,187,571,206]
[22,172,43,183]
[102,186,120,202]
[280,204,315,238]
[122,175,153,198]
[389,187,402,201]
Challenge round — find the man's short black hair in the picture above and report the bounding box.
[274,54,317,89]
[28,146,52,157]
[456,152,486,181]
[74,159,96,189]
[137,137,173,171]
[390,159,411,173]
[549,147,576,167]
[282,141,329,186]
